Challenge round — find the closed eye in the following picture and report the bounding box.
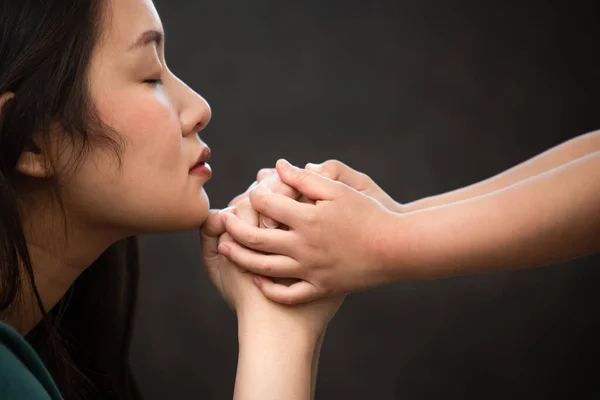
[144,78,163,85]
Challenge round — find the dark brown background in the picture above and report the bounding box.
[131,1,600,398]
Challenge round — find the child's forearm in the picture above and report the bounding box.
[403,130,600,212]
[388,151,600,281]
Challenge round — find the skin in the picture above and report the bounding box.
[218,131,600,304]
[11,0,211,333]
[202,201,342,399]
[4,0,342,398]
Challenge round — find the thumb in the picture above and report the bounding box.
[201,208,233,238]
[275,159,344,201]
[252,276,320,304]
[200,208,234,260]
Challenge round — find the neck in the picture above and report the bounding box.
[6,181,125,335]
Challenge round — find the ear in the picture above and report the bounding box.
[0,92,53,179]
[16,148,52,178]
[0,92,15,125]
[16,127,55,178]
[0,91,14,107]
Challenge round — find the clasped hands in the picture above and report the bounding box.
[201,159,404,308]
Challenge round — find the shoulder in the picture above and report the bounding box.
[0,322,60,400]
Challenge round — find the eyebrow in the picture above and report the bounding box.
[129,30,163,51]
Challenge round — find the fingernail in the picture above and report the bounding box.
[277,159,292,169]
[218,243,230,256]
[305,163,321,171]
[220,213,228,224]
[261,215,279,229]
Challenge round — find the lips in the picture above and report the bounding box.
[190,147,211,171]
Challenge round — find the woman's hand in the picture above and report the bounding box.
[201,199,343,335]
[200,199,344,400]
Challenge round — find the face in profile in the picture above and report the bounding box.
[50,0,213,237]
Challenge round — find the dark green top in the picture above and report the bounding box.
[0,322,63,400]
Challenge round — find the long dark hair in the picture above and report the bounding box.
[0,1,141,399]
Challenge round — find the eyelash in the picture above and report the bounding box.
[144,78,163,86]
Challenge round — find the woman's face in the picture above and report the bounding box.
[61,0,212,235]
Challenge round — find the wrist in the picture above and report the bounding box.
[402,198,431,213]
[392,200,409,214]
[235,313,315,400]
[375,209,425,283]
[237,308,321,349]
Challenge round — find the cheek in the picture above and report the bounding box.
[99,90,183,172]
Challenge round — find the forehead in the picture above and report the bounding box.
[102,0,162,49]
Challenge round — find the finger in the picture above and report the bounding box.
[260,215,279,229]
[257,168,276,182]
[252,276,321,305]
[200,210,226,265]
[259,174,300,200]
[201,208,235,264]
[235,198,259,226]
[200,231,219,264]
[222,212,293,254]
[257,175,301,228]
[276,159,345,201]
[201,208,234,238]
[218,240,302,278]
[249,184,313,228]
[306,160,368,190]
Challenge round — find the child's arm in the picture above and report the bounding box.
[404,130,600,211]
[254,131,600,216]
[220,152,600,304]
[388,150,600,281]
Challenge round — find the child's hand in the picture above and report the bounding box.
[201,199,344,337]
[228,170,301,228]
[219,159,401,304]
[256,159,404,214]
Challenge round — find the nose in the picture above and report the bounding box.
[176,76,212,137]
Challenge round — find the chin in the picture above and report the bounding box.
[176,198,210,230]
[127,190,211,234]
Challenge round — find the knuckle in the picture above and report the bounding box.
[245,231,263,247]
[261,264,273,274]
[326,159,343,171]
[255,193,270,211]
[296,171,311,188]
[257,168,269,177]
[272,180,293,195]
[250,189,269,211]
[357,172,370,185]
[257,168,275,180]
[304,210,319,226]
[258,259,273,274]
